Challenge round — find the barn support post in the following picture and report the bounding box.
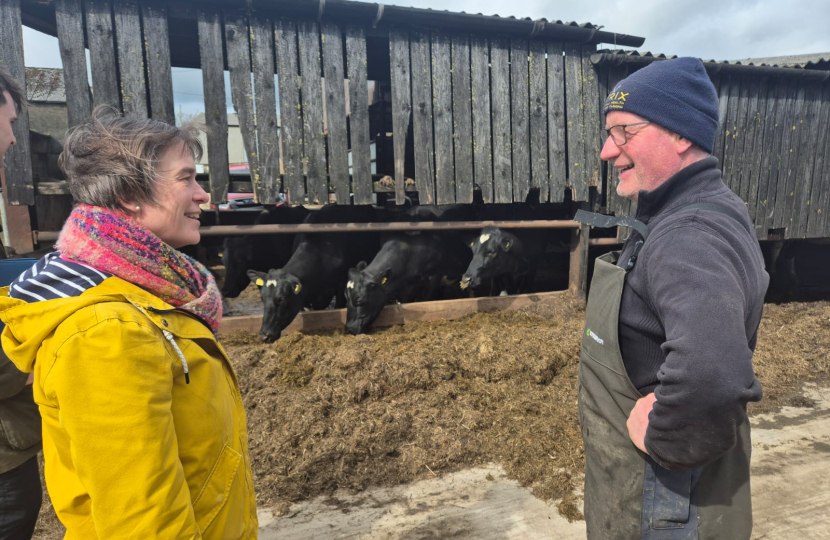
[0,0,35,255]
[568,203,591,301]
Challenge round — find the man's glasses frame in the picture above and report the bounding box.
[604,121,650,146]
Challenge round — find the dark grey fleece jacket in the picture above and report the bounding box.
[617,156,769,470]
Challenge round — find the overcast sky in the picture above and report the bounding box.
[21,0,830,117]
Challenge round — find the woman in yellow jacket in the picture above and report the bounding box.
[0,108,258,538]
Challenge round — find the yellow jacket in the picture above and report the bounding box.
[0,277,258,539]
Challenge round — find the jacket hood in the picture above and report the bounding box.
[0,277,206,373]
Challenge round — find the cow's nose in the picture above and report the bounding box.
[259,332,277,343]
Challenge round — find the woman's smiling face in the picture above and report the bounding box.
[131,143,209,248]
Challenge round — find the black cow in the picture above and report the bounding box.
[220,206,310,298]
[344,231,469,335]
[460,226,545,295]
[248,205,379,342]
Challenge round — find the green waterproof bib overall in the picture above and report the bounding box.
[577,208,754,540]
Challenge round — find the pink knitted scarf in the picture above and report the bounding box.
[56,204,222,332]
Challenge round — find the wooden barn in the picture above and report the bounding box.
[1,0,829,295]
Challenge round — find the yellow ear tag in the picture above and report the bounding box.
[294,284,301,293]
[381,277,388,285]
[256,278,264,286]
[470,241,475,247]
[505,241,510,248]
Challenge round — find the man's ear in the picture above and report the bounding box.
[248,270,267,286]
[675,135,694,155]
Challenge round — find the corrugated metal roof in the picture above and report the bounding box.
[596,50,830,71]
[730,53,830,70]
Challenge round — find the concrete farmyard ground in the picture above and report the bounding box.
[258,383,830,540]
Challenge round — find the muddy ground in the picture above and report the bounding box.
[32,295,830,538]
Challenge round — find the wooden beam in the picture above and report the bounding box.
[389,29,411,206]
[218,290,570,336]
[0,0,36,209]
[197,7,230,204]
[568,203,590,301]
[55,0,92,128]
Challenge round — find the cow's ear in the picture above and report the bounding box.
[379,268,392,285]
[288,276,303,295]
[356,260,368,271]
[348,267,361,280]
[500,237,513,252]
[248,270,267,286]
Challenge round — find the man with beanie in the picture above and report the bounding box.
[0,64,42,539]
[576,57,768,539]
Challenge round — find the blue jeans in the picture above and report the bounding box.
[0,456,41,540]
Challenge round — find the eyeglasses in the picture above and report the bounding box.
[604,121,650,146]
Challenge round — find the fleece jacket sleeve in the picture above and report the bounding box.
[642,223,762,471]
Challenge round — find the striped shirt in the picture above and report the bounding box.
[9,252,111,302]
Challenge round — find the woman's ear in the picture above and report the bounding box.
[119,200,142,217]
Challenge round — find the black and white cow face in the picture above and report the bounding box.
[248,269,306,342]
[344,262,390,335]
[460,227,514,290]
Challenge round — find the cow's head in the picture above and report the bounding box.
[248,269,306,342]
[221,237,253,298]
[461,227,515,290]
[344,261,391,335]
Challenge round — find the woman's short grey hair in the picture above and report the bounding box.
[59,106,205,209]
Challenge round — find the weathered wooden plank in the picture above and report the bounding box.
[84,0,120,109]
[761,78,794,234]
[250,16,280,203]
[603,64,626,219]
[750,77,779,238]
[790,84,823,238]
[510,38,529,203]
[0,0,35,212]
[816,87,830,237]
[410,31,435,204]
[470,36,493,203]
[226,13,262,206]
[744,77,769,224]
[141,2,174,125]
[298,21,327,204]
[197,7,230,203]
[712,72,730,167]
[581,43,601,204]
[564,43,586,201]
[490,37,512,204]
[737,77,762,204]
[432,30,455,204]
[113,0,147,118]
[774,84,806,232]
[276,19,304,203]
[321,23,350,204]
[569,202,590,301]
[451,34,473,204]
[389,29,412,206]
[218,290,569,337]
[345,26,373,205]
[807,86,830,238]
[726,77,750,193]
[55,0,92,128]
[528,39,547,203]
[721,74,742,190]
[546,41,566,203]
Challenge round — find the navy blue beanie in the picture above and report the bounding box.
[604,57,719,153]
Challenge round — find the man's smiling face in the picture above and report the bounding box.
[601,111,686,201]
